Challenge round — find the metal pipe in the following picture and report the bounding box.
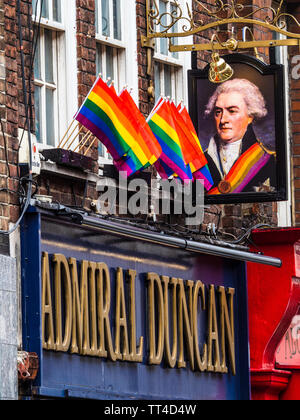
[81,215,282,268]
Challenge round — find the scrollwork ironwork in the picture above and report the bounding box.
[146,0,300,38]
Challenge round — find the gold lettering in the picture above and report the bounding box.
[41,251,237,375]
[218,287,236,375]
[193,281,207,372]
[88,262,98,356]
[207,285,222,373]
[69,258,82,354]
[161,276,178,368]
[127,269,144,362]
[178,279,194,370]
[68,259,91,355]
[41,252,55,350]
[147,273,164,365]
[52,254,72,352]
[96,263,116,361]
[115,267,131,361]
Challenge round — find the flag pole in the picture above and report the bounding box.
[59,122,81,149]
[66,125,85,150]
[58,119,76,148]
[84,136,98,156]
[78,132,94,153]
[72,130,91,152]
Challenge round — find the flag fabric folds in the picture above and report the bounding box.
[75,76,152,175]
[147,99,193,182]
[114,88,162,175]
[148,98,213,186]
[73,75,213,186]
[177,103,213,190]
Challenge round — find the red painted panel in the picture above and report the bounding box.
[247,228,300,400]
[276,313,300,369]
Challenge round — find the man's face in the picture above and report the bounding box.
[214,91,253,143]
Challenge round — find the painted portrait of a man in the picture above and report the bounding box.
[204,78,276,195]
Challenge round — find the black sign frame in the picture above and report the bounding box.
[188,53,287,205]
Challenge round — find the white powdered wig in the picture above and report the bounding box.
[205,78,268,120]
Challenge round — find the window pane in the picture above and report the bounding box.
[44,29,54,84]
[32,0,38,16]
[106,46,114,81]
[34,38,41,80]
[95,0,99,33]
[96,44,103,76]
[52,0,62,23]
[102,0,110,37]
[98,142,105,157]
[34,85,42,143]
[164,64,172,98]
[113,0,121,40]
[159,0,168,55]
[42,0,49,19]
[154,62,161,102]
[32,0,49,18]
[171,3,178,59]
[46,88,55,146]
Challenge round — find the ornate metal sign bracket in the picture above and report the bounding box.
[142,0,300,56]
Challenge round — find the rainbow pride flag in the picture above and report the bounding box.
[148,99,193,182]
[177,104,213,191]
[114,88,162,175]
[74,76,150,174]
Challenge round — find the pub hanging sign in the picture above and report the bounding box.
[21,207,250,400]
[188,54,288,205]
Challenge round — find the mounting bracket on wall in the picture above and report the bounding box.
[141,36,156,76]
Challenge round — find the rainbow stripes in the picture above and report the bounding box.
[148,99,193,181]
[148,99,213,186]
[208,142,270,195]
[74,76,212,184]
[114,88,162,175]
[177,104,213,190]
[75,76,160,176]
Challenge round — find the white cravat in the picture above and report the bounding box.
[219,139,242,175]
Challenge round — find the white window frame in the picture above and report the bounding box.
[95,0,126,91]
[34,28,59,148]
[154,0,192,105]
[32,0,77,150]
[95,0,138,166]
[154,60,184,103]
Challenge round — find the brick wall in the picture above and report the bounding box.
[76,0,98,168]
[1,0,99,225]
[35,0,98,207]
[1,0,28,232]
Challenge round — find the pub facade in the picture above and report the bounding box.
[0,0,299,400]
